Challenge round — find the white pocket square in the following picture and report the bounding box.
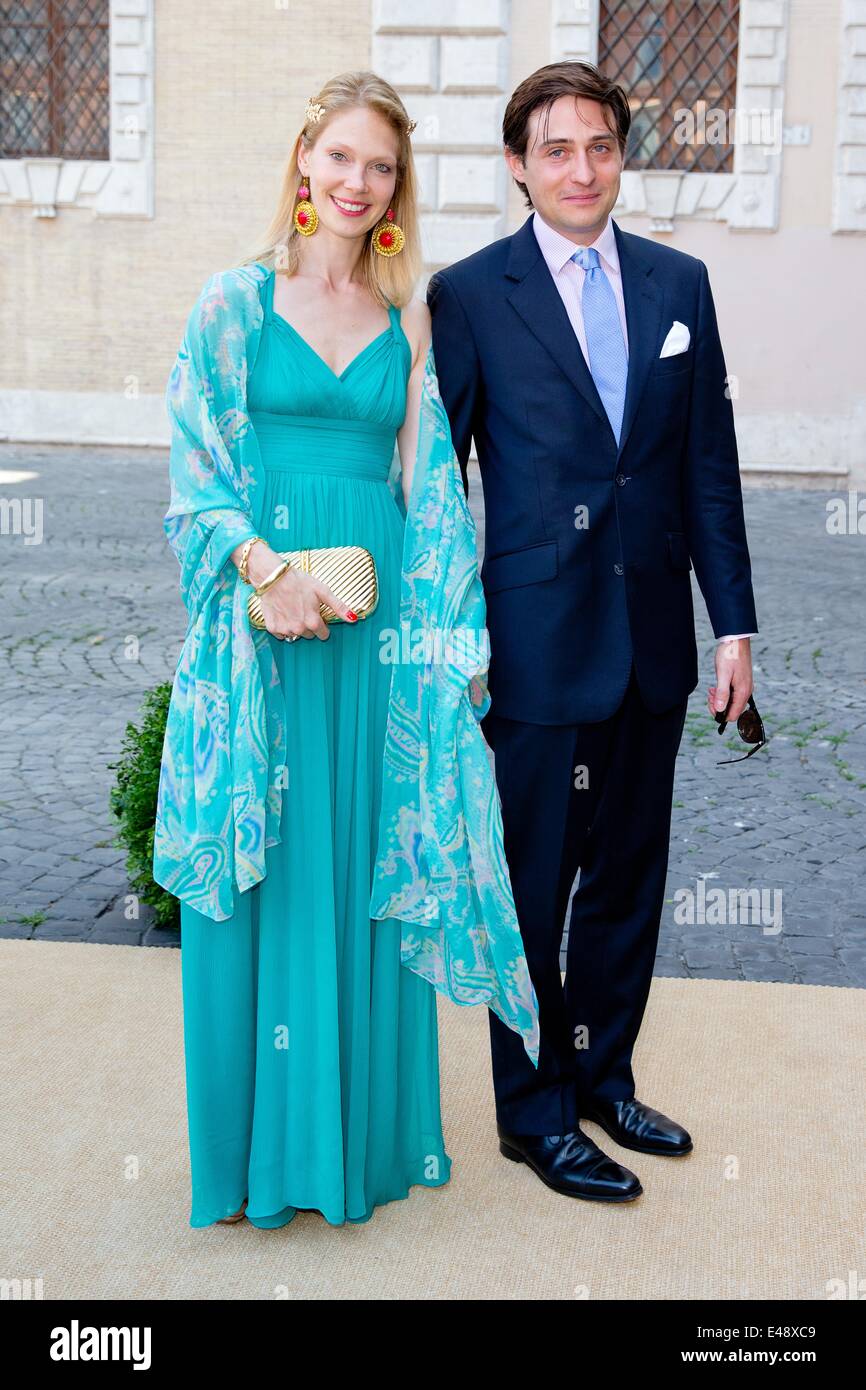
[659,320,690,357]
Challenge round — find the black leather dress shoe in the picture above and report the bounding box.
[580,1097,693,1156]
[497,1125,643,1202]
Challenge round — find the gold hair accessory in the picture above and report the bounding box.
[305,95,413,135]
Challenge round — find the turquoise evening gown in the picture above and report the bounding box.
[179,268,452,1228]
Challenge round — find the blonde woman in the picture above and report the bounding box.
[153,72,540,1231]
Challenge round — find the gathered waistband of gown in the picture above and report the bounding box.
[250,410,395,481]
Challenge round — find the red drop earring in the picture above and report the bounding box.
[293,179,318,236]
[372,206,405,257]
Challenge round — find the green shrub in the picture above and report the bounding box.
[108,681,179,930]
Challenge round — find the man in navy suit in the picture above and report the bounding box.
[427,61,758,1202]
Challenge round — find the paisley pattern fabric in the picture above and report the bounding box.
[153,259,540,1067]
[368,344,541,1064]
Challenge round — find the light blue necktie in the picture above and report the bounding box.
[571,246,628,445]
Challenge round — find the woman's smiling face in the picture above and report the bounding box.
[298,105,400,239]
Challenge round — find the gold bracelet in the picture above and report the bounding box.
[254,559,292,596]
[238,536,264,585]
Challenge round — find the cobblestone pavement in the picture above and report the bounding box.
[1,443,864,986]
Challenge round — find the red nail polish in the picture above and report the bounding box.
[346,610,358,622]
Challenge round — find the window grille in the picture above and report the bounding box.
[0,0,110,160]
[599,0,740,173]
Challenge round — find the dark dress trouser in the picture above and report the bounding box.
[481,662,689,1136]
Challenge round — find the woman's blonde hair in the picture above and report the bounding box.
[243,71,422,309]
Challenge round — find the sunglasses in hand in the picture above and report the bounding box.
[714,694,767,765]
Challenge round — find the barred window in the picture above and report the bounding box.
[599,0,740,174]
[0,0,110,160]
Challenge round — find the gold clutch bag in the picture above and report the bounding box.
[247,545,379,630]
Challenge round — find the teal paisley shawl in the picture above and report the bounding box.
[153,260,540,1068]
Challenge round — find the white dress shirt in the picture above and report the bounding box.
[530,210,755,647]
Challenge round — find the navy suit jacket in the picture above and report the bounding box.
[427,211,759,725]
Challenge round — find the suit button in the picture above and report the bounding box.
[615,472,627,486]
[614,563,624,575]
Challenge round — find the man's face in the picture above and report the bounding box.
[504,94,624,245]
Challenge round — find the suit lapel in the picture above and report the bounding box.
[612,219,663,460]
[504,213,664,458]
[505,215,609,432]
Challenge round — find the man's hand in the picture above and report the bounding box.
[708,637,754,722]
